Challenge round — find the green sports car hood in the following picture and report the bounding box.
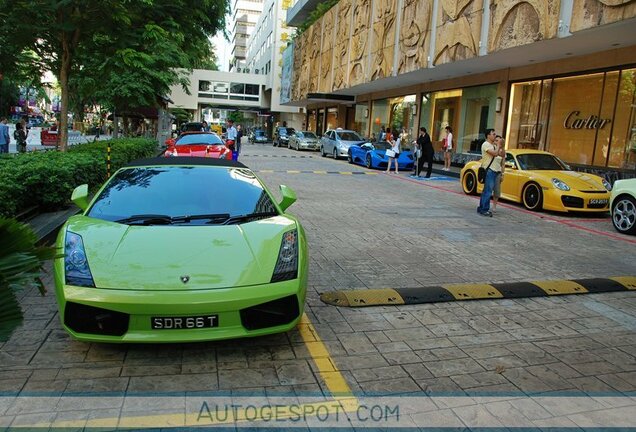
[63,215,297,290]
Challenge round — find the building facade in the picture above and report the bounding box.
[168,69,267,129]
[246,0,304,131]
[230,0,264,69]
[282,0,636,178]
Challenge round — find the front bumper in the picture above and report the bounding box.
[299,142,319,150]
[53,278,307,343]
[545,190,611,212]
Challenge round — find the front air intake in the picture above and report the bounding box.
[64,302,129,336]
[240,295,300,330]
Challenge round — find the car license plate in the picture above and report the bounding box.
[589,199,608,205]
[151,315,218,330]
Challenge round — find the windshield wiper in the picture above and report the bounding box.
[222,212,278,225]
[114,214,174,225]
[115,213,231,225]
[171,213,230,224]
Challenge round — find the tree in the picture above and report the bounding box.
[0,0,229,149]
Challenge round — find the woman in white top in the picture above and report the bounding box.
[386,134,401,174]
[443,126,453,171]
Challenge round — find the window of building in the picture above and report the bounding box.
[507,68,636,169]
[199,80,211,92]
[371,99,390,138]
[326,107,338,130]
[352,104,369,138]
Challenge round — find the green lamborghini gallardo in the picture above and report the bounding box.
[53,157,308,343]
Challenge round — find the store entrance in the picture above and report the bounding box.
[433,95,460,144]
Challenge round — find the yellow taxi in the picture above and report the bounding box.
[460,149,612,212]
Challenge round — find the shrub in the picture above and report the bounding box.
[0,138,158,218]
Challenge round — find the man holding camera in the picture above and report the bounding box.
[477,128,504,217]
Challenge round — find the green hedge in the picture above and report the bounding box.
[0,138,158,218]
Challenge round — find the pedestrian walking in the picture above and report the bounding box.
[226,119,238,160]
[416,127,433,178]
[491,136,506,213]
[0,117,10,153]
[236,124,243,156]
[477,128,503,216]
[443,126,453,171]
[385,131,400,174]
[14,120,27,153]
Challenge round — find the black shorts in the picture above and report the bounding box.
[392,153,400,158]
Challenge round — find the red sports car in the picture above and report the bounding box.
[163,132,232,159]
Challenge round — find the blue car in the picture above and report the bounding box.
[347,141,415,170]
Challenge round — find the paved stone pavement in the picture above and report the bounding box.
[1,143,635,429]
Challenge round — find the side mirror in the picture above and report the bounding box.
[71,184,89,211]
[278,185,297,212]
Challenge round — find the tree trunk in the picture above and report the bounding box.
[123,115,129,136]
[58,33,72,152]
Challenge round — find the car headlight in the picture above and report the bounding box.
[271,230,298,283]
[602,178,612,191]
[551,178,570,191]
[64,231,95,287]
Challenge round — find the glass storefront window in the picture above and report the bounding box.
[507,69,636,170]
[609,69,636,169]
[371,99,389,139]
[458,84,497,153]
[546,73,605,165]
[389,95,417,148]
[307,109,317,133]
[507,81,543,150]
[419,93,432,132]
[326,107,338,131]
[353,104,369,138]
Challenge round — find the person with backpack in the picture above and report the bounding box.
[14,120,28,153]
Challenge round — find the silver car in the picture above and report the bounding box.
[288,130,320,151]
[320,129,366,159]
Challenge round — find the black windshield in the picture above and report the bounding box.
[516,154,568,170]
[88,166,277,224]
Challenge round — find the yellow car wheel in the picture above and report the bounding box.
[522,182,543,211]
[462,170,477,195]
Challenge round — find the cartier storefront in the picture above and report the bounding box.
[506,67,636,172]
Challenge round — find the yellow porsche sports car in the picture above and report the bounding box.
[460,149,612,212]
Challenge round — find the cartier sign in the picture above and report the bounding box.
[563,111,611,130]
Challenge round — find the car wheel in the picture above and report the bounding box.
[612,195,636,235]
[321,146,326,157]
[347,152,353,164]
[333,148,338,159]
[522,182,543,211]
[462,171,477,195]
[365,154,372,169]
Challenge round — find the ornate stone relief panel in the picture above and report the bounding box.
[350,0,371,87]
[489,0,560,52]
[319,9,336,92]
[398,0,433,74]
[298,33,310,99]
[333,0,353,91]
[434,0,483,65]
[571,0,636,32]
[370,0,398,81]
[307,21,322,94]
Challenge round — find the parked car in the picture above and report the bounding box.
[610,178,636,235]
[288,131,320,151]
[348,141,415,170]
[180,122,205,133]
[163,132,231,159]
[320,129,366,159]
[249,129,269,144]
[273,127,294,147]
[460,149,612,212]
[53,157,308,342]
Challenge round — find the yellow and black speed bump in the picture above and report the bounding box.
[320,276,636,307]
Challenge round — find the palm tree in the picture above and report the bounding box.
[0,218,58,341]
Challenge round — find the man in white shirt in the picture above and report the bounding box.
[477,128,503,216]
[226,119,238,160]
